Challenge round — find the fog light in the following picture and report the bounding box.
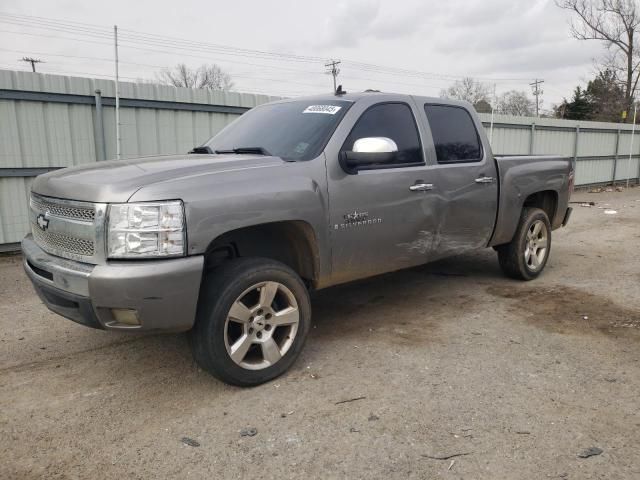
[111,308,140,326]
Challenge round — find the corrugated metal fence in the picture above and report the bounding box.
[0,70,280,247]
[478,113,640,186]
[1,69,639,248]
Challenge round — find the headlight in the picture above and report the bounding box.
[107,201,186,258]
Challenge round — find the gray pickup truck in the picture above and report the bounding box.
[22,91,574,385]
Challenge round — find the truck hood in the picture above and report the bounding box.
[32,154,286,203]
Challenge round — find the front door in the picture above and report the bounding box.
[327,101,441,284]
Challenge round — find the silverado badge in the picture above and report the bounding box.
[334,210,383,230]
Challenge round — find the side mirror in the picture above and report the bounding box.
[353,137,398,154]
[340,137,398,173]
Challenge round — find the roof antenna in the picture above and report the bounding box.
[335,84,347,96]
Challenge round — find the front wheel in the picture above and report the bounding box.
[190,258,311,386]
[496,207,551,280]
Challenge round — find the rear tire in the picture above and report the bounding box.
[496,208,551,281]
[190,257,311,386]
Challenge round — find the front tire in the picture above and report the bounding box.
[190,258,311,386]
[497,208,551,281]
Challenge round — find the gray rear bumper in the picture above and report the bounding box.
[22,235,204,332]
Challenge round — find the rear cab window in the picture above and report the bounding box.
[424,104,483,163]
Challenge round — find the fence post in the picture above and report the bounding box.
[612,128,620,185]
[573,125,580,164]
[94,89,107,161]
[637,132,640,184]
[529,123,536,154]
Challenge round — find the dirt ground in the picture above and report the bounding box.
[1,188,639,480]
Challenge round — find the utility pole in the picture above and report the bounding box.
[530,79,544,117]
[114,25,121,160]
[325,59,341,92]
[21,57,43,72]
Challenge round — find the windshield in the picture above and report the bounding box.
[205,100,352,161]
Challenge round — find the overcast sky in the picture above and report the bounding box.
[0,0,605,109]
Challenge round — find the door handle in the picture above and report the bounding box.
[475,176,495,184]
[409,183,433,191]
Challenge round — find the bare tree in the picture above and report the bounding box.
[496,90,535,116]
[440,77,491,105]
[556,0,640,120]
[157,64,234,91]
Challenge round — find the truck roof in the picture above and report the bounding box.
[273,90,473,109]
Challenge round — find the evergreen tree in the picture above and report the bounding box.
[585,70,625,122]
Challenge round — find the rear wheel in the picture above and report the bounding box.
[497,208,551,280]
[190,258,311,386]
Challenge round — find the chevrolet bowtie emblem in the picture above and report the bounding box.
[36,214,49,231]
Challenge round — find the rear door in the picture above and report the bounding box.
[417,102,499,257]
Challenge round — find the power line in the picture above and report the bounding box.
[0,12,534,84]
[0,31,445,95]
[0,47,467,92]
[0,49,331,89]
[0,11,112,31]
[0,45,457,94]
[0,12,323,62]
[0,15,322,64]
[0,22,331,71]
[0,26,521,94]
[0,47,324,77]
[2,12,565,103]
[0,63,309,96]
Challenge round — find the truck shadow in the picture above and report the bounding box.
[309,250,501,345]
[61,251,502,391]
[60,250,501,381]
[10,250,504,397]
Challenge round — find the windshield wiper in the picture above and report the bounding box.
[189,146,214,154]
[214,147,272,156]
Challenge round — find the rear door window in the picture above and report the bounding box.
[424,105,482,163]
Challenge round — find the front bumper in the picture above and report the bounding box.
[22,235,204,332]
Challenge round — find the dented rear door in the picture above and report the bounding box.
[417,101,499,258]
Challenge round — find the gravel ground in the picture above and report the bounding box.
[1,188,639,480]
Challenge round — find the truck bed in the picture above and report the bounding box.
[490,155,574,246]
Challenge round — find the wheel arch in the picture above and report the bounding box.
[491,189,560,247]
[203,220,321,288]
[522,190,558,224]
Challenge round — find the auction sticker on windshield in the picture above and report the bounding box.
[303,105,342,114]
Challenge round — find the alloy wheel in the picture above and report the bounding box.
[524,219,549,271]
[223,281,300,370]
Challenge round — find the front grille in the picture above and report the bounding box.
[29,193,104,263]
[30,194,95,222]
[33,227,95,257]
